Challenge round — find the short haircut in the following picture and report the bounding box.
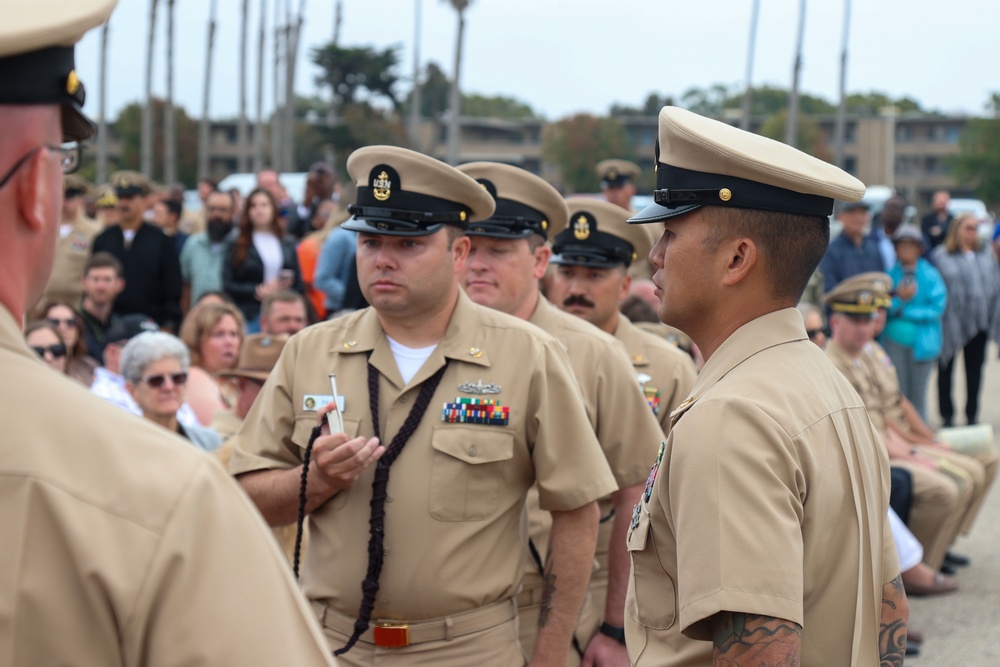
[119,331,190,384]
[701,206,830,303]
[199,177,219,189]
[205,189,235,209]
[85,251,124,278]
[159,198,183,220]
[619,294,660,323]
[262,290,306,319]
[179,302,246,367]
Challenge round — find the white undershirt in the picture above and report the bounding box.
[252,231,283,283]
[387,336,437,385]
[122,228,137,245]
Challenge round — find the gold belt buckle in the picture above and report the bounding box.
[373,623,410,648]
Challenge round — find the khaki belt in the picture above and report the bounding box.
[515,587,545,608]
[311,597,517,648]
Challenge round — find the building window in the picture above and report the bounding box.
[896,125,913,143]
[844,157,857,174]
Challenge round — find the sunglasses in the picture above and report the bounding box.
[32,343,67,358]
[806,328,827,340]
[142,372,189,389]
[48,317,76,328]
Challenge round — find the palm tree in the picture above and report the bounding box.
[238,0,250,173]
[785,0,806,147]
[142,0,159,177]
[741,0,760,131]
[254,0,267,172]
[409,0,424,150]
[199,0,218,180]
[97,21,110,184]
[444,0,471,165]
[834,0,852,169]
[164,0,176,183]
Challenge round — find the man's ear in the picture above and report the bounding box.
[720,237,758,287]
[532,243,552,280]
[17,149,59,233]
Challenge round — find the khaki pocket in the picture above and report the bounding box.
[626,505,676,631]
[429,426,514,521]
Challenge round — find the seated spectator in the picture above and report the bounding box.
[24,320,68,375]
[222,188,303,332]
[79,252,125,360]
[825,274,984,574]
[884,224,947,422]
[260,290,309,335]
[179,301,245,425]
[795,301,828,349]
[40,300,99,386]
[89,313,200,425]
[120,331,221,452]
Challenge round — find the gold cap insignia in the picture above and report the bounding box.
[66,70,80,95]
[719,188,732,202]
[372,170,392,201]
[608,169,618,180]
[858,291,873,305]
[573,215,591,241]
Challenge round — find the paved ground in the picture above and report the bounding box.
[907,343,1000,665]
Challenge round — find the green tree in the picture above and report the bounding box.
[312,43,403,110]
[610,92,675,117]
[543,114,632,193]
[461,93,535,119]
[680,83,736,117]
[104,98,199,186]
[758,110,831,161]
[951,93,1000,203]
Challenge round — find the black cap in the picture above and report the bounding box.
[105,314,158,345]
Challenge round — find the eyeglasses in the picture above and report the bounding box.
[142,372,189,389]
[31,343,68,359]
[48,317,77,328]
[0,143,82,191]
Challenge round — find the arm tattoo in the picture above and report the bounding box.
[711,612,801,666]
[879,575,907,667]
[538,546,557,628]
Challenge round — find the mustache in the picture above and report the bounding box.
[563,294,595,308]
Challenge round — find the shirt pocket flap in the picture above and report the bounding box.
[430,427,514,464]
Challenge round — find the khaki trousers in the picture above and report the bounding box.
[893,460,970,569]
[316,599,525,667]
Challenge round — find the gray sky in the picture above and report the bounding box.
[75,0,998,124]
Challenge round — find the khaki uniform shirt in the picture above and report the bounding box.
[230,291,617,620]
[613,314,698,436]
[863,341,909,430]
[827,341,887,432]
[0,306,335,667]
[625,309,897,666]
[523,297,664,574]
[41,214,102,307]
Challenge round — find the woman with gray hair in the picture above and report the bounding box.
[120,332,221,452]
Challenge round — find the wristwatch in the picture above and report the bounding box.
[599,622,626,645]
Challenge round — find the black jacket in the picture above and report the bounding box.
[222,235,304,324]
[91,223,182,330]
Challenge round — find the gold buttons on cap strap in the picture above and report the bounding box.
[719,188,733,202]
[66,70,80,95]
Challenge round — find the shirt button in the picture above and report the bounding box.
[399,395,408,404]
[386,493,394,503]
[468,446,478,457]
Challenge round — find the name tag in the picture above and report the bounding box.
[302,394,344,412]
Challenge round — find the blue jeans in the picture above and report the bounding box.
[883,339,935,423]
